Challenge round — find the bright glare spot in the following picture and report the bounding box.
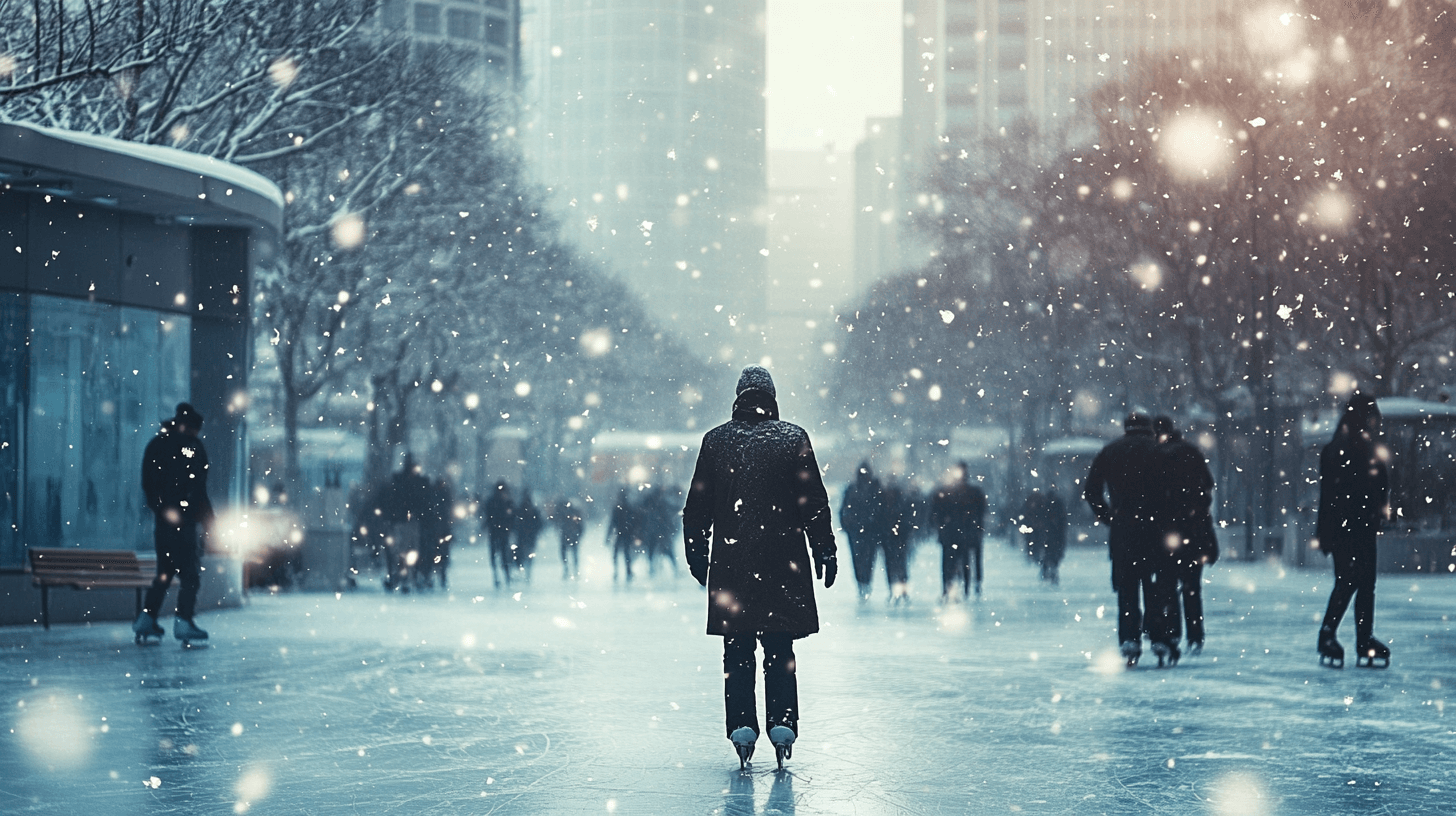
[231,722,245,736]
[928,384,943,401]
[16,693,93,769]
[0,55,15,78]
[514,381,532,397]
[1129,259,1163,291]
[821,342,837,356]
[1243,6,1307,55]
[938,605,970,632]
[940,309,955,324]
[1091,648,1126,675]
[552,616,577,629]
[268,57,298,88]
[627,464,650,484]
[616,183,630,201]
[1329,370,1359,397]
[1109,177,1134,200]
[568,415,585,430]
[1208,772,1272,816]
[704,157,720,171]
[581,329,612,357]
[465,393,480,410]
[1159,111,1232,182]
[1310,190,1354,231]
[234,767,271,812]
[461,633,477,648]
[331,213,366,249]
[431,379,444,393]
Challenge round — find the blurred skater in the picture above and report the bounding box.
[515,489,543,583]
[642,484,679,577]
[1315,393,1390,669]
[881,480,914,604]
[1155,416,1218,655]
[555,497,585,580]
[134,403,215,645]
[683,365,837,770]
[483,481,516,589]
[931,462,987,600]
[371,453,431,593]
[1085,412,1180,667]
[1018,483,1067,585]
[421,475,455,591]
[609,487,640,582]
[839,462,885,602]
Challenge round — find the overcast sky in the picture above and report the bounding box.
[765,0,902,154]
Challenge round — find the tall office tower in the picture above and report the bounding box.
[522,1,768,353]
[381,0,523,90]
[852,117,905,290]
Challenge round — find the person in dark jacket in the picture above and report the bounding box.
[609,487,641,582]
[134,403,215,644]
[483,481,516,589]
[373,454,432,592]
[1315,392,1390,668]
[1155,416,1219,655]
[1018,483,1068,585]
[555,497,586,580]
[683,365,837,769]
[839,462,884,602]
[641,484,679,577]
[1085,412,1179,667]
[931,462,988,600]
[880,480,914,604]
[424,477,454,591]
[514,489,543,583]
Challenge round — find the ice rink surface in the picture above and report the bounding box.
[2,533,1454,815]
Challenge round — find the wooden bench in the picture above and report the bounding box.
[28,548,155,630]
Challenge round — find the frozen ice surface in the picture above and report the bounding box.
[2,534,1453,815]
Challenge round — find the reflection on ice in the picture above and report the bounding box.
[15,691,93,770]
[1209,771,1273,816]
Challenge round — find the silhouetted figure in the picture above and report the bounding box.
[1085,412,1179,667]
[555,497,586,580]
[515,490,543,583]
[839,462,885,602]
[420,476,455,591]
[642,484,679,577]
[1315,393,1390,669]
[373,453,432,592]
[683,365,837,769]
[931,462,988,600]
[135,403,215,644]
[609,487,640,582]
[483,481,516,588]
[879,480,915,604]
[1019,485,1068,585]
[1155,416,1219,654]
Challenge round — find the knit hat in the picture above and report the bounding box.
[736,365,776,399]
[175,402,204,427]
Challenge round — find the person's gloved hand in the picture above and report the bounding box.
[691,563,708,587]
[816,557,837,589]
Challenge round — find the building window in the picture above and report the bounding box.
[414,3,442,36]
[486,0,509,9]
[486,14,511,47]
[382,0,406,28]
[447,8,483,41]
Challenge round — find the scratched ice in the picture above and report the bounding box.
[2,530,1453,815]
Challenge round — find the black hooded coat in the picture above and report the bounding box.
[1316,395,1388,554]
[683,379,836,637]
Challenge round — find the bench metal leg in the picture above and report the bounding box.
[40,585,49,630]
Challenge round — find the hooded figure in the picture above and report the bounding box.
[839,461,885,601]
[135,402,214,644]
[683,365,837,769]
[1315,392,1389,668]
[1155,416,1217,654]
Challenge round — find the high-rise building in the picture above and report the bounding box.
[381,0,522,90]
[522,1,768,353]
[852,116,905,291]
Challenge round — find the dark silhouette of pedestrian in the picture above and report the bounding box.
[881,480,914,604]
[1018,483,1067,585]
[931,462,987,600]
[1085,412,1180,667]
[1315,392,1390,668]
[642,484,679,577]
[135,403,215,644]
[839,462,885,602]
[371,453,432,592]
[683,365,837,770]
[420,476,455,591]
[483,481,516,588]
[1155,416,1219,655]
[609,486,641,582]
[555,497,585,580]
[515,489,543,583]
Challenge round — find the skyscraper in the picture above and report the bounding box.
[382,0,523,89]
[522,1,768,353]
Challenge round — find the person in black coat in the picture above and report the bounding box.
[371,454,432,592]
[1085,412,1179,667]
[839,463,884,602]
[683,365,837,768]
[1018,483,1067,585]
[1154,416,1219,655]
[135,403,215,643]
[609,487,641,582]
[515,489,543,583]
[880,480,914,604]
[555,497,586,580]
[1315,392,1390,668]
[420,476,455,591]
[931,462,988,600]
[483,481,516,589]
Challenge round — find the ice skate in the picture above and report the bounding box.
[1151,641,1180,668]
[768,725,795,770]
[1186,640,1203,658]
[1355,637,1390,669]
[729,726,757,770]
[1317,629,1344,669]
[132,612,164,645]
[174,617,209,647]
[1120,640,1141,668]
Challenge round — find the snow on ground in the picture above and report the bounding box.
[2,529,1453,815]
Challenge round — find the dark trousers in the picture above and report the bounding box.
[1175,560,1205,645]
[1321,545,1377,642]
[1112,555,1177,646]
[940,535,982,595]
[143,518,201,621]
[847,533,878,590]
[722,633,799,738]
[560,534,580,577]
[488,533,512,586]
[884,536,909,588]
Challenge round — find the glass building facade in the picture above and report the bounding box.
[0,123,282,569]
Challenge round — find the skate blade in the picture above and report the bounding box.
[178,640,211,649]
[134,635,162,646]
[1356,655,1389,669]
[1318,654,1344,669]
